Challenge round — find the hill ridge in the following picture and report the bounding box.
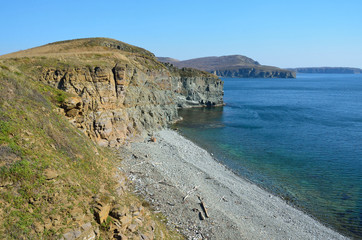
[0,37,155,59]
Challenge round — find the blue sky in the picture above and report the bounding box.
[1,0,361,68]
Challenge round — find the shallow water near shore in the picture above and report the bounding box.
[174,74,362,238]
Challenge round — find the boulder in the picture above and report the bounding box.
[120,215,132,228]
[33,222,44,233]
[66,108,79,118]
[127,223,138,232]
[110,204,128,219]
[77,222,96,240]
[62,97,82,110]
[61,223,96,240]
[93,202,111,224]
[44,169,58,180]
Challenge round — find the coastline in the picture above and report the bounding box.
[119,129,347,240]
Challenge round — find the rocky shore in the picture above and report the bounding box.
[120,130,347,240]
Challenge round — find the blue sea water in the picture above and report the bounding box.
[174,74,362,238]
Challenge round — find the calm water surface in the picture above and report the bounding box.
[174,74,362,238]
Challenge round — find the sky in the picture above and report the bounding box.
[1,0,361,68]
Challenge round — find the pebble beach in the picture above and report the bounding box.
[120,129,347,240]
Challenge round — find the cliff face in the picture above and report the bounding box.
[169,66,224,108]
[3,38,223,147]
[40,64,223,148]
[40,65,174,147]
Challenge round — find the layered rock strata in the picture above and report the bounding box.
[0,38,223,147]
[38,57,223,148]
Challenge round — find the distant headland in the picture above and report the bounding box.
[158,55,296,79]
[287,67,362,74]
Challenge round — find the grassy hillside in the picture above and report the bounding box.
[0,38,155,59]
[0,48,183,239]
[0,37,167,74]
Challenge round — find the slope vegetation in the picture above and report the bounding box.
[0,38,154,59]
[0,66,184,239]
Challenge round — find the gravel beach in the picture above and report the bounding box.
[120,129,347,240]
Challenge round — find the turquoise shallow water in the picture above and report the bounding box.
[174,74,362,239]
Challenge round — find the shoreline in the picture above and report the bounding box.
[174,128,338,234]
[119,129,347,239]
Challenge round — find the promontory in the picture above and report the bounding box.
[158,55,296,78]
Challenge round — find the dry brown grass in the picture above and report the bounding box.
[0,38,154,60]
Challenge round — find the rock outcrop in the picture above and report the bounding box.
[39,63,222,147]
[169,66,224,108]
[5,38,223,147]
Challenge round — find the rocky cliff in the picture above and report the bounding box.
[0,40,187,239]
[1,38,223,148]
[158,55,296,78]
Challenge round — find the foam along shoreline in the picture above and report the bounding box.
[120,130,347,240]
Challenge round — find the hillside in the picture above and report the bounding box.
[0,38,223,239]
[288,67,362,74]
[157,55,296,78]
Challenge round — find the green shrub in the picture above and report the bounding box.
[55,92,66,104]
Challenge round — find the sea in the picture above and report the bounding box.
[174,74,362,239]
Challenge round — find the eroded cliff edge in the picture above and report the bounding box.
[1,38,223,147]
